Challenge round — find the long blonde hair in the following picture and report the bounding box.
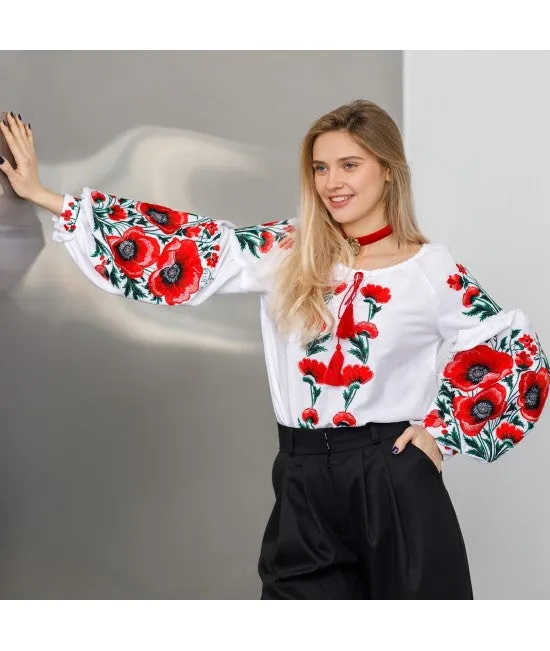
[268,99,429,347]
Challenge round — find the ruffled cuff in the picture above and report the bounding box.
[51,194,81,243]
[410,417,458,463]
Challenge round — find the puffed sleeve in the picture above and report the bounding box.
[51,187,296,304]
[419,244,550,464]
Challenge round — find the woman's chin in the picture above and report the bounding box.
[330,211,360,224]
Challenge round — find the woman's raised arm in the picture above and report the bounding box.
[0,112,296,305]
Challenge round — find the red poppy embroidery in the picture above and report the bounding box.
[424,409,445,429]
[109,204,128,221]
[298,358,327,383]
[462,286,480,306]
[515,350,534,368]
[148,238,203,305]
[207,252,219,268]
[447,274,463,291]
[447,262,502,318]
[495,422,524,445]
[341,364,373,386]
[302,408,319,425]
[136,202,190,235]
[94,264,109,280]
[333,411,356,427]
[517,367,550,422]
[453,384,508,437]
[355,321,378,338]
[519,334,534,348]
[259,230,275,253]
[443,344,513,392]
[360,284,391,303]
[183,226,202,238]
[106,226,160,279]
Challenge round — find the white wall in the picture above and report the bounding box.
[404,51,550,599]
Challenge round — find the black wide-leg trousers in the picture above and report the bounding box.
[258,421,473,600]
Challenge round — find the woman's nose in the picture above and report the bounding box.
[326,172,345,189]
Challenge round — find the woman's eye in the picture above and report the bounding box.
[313,162,357,173]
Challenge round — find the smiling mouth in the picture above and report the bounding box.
[328,195,354,208]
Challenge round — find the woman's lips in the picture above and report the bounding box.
[328,195,353,209]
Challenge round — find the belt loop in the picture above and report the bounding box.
[370,423,381,444]
[290,428,295,456]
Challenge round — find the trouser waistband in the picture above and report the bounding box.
[277,421,410,458]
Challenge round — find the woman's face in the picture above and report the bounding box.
[312,130,390,228]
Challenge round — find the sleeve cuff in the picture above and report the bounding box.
[409,418,459,463]
[51,194,81,243]
[424,425,460,462]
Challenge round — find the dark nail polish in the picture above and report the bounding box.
[10,111,15,118]
[18,113,22,120]
[0,156,4,164]
[2,119,7,127]
[28,123,31,130]
[392,446,399,454]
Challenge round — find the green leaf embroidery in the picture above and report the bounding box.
[109,268,120,288]
[305,333,331,357]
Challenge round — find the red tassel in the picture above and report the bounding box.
[324,342,344,386]
[336,301,356,339]
[335,271,363,340]
[325,271,363,387]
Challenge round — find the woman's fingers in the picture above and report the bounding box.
[16,115,33,154]
[391,426,415,453]
[12,113,29,148]
[1,117,26,167]
[24,122,33,146]
[5,112,32,158]
[391,424,441,470]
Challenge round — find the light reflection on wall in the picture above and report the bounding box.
[8,127,271,353]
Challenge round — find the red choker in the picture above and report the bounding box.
[340,224,393,255]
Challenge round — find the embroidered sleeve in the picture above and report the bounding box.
[51,187,296,304]
[420,245,550,464]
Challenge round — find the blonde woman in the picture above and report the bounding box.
[1,102,548,600]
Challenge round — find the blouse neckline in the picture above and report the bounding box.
[336,243,431,277]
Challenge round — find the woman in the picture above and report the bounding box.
[1,101,548,599]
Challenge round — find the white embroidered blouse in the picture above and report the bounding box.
[51,187,550,464]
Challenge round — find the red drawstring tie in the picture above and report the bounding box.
[324,271,364,386]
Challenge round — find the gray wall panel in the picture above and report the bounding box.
[0,50,402,598]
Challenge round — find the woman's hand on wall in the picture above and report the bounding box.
[0,112,42,201]
[0,112,64,215]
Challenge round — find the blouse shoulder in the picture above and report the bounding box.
[418,241,455,264]
[415,241,460,286]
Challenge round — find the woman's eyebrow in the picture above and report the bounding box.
[312,156,365,164]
